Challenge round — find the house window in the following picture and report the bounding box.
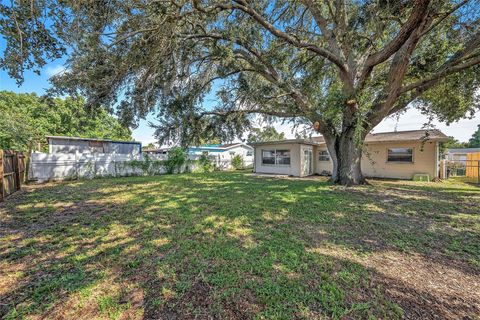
[262,149,291,165]
[276,150,291,165]
[319,150,330,161]
[387,148,413,162]
[246,150,253,157]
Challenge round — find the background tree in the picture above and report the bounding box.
[198,137,222,145]
[2,0,480,184]
[142,143,157,151]
[443,136,468,149]
[467,124,480,147]
[0,91,132,151]
[439,136,467,156]
[247,126,285,143]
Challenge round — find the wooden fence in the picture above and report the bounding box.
[0,150,28,202]
[466,152,480,180]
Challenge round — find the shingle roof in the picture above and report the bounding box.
[312,129,448,144]
[364,129,448,143]
[218,143,241,148]
[250,139,322,146]
[448,148,480,154]
[46,135,141,145]
[255,129,449,146]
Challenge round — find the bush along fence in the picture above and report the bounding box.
[0,150,28,201]
[28,151,252,182]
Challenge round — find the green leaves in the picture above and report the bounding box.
[247,126,285,143]
[0,91,132,151]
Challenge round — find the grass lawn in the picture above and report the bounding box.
[0,171,479,319]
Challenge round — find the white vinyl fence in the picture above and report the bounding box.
[29,152,252,182]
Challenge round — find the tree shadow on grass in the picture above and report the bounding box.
[0,172,478,319]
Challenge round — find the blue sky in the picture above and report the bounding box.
[1,59,479,145]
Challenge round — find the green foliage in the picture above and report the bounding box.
[4,0,479,149]
[127,154,165,176]
[142,143,156,151]
[247,126,285,143]
[468,125,480,148]
[0,91,131,151]
[2,1,480,184]
[439,136,468,157]
[231,154,244,170]
[198,153,214,173]
[417,68,480,125]
[163,147,187,174]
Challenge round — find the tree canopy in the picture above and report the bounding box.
[468,124,480,148]
[1,0,480,184]
[247,126,286,143]
[0,91,132,151]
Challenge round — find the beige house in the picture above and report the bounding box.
[252,129,449,180]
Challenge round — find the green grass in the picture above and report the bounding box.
[0,172,479,319]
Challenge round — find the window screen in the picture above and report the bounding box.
[262,150,276,164]
[387,148,413,162]
[261,149,291,165]
[276,150,291,165]
[319,150,330,161]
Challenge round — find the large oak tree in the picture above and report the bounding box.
[1,0,480,184]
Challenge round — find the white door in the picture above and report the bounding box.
[303,149,313,176]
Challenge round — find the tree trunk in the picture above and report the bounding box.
[324,128,366,186]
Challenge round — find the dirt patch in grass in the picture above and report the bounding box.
[370,254,479,319]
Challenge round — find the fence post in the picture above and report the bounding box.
[12,151,21,191]
[0,150,4,202]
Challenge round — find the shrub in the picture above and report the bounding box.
[231,155,244,170]
[164,147,187,174]
[129,154,165,175]
[199,153,214,172]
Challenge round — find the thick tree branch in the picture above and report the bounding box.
[420,0,471,38]
[366,21,428,127]
[364,0,430,67]
[358,0,431,84]
[399,55,480,94]
[230,0,348,73]
[300,0,343,57]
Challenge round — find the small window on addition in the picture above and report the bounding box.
[387,148,413,162]
[319,150,330,161]
[262,150,276,165]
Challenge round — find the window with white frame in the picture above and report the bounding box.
[387,148,413,162]
[246,150,253,156]
[319,150,330,161]
[262,149,291,165]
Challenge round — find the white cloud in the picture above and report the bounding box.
[45,65,67,77]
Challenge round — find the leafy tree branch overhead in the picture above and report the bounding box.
[1,0,479,184]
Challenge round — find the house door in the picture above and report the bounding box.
[303,149,313,176]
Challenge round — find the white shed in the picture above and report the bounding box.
[46,136,142,156]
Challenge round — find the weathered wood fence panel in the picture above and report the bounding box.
[0,150,28,202]
[466,152,480,180]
